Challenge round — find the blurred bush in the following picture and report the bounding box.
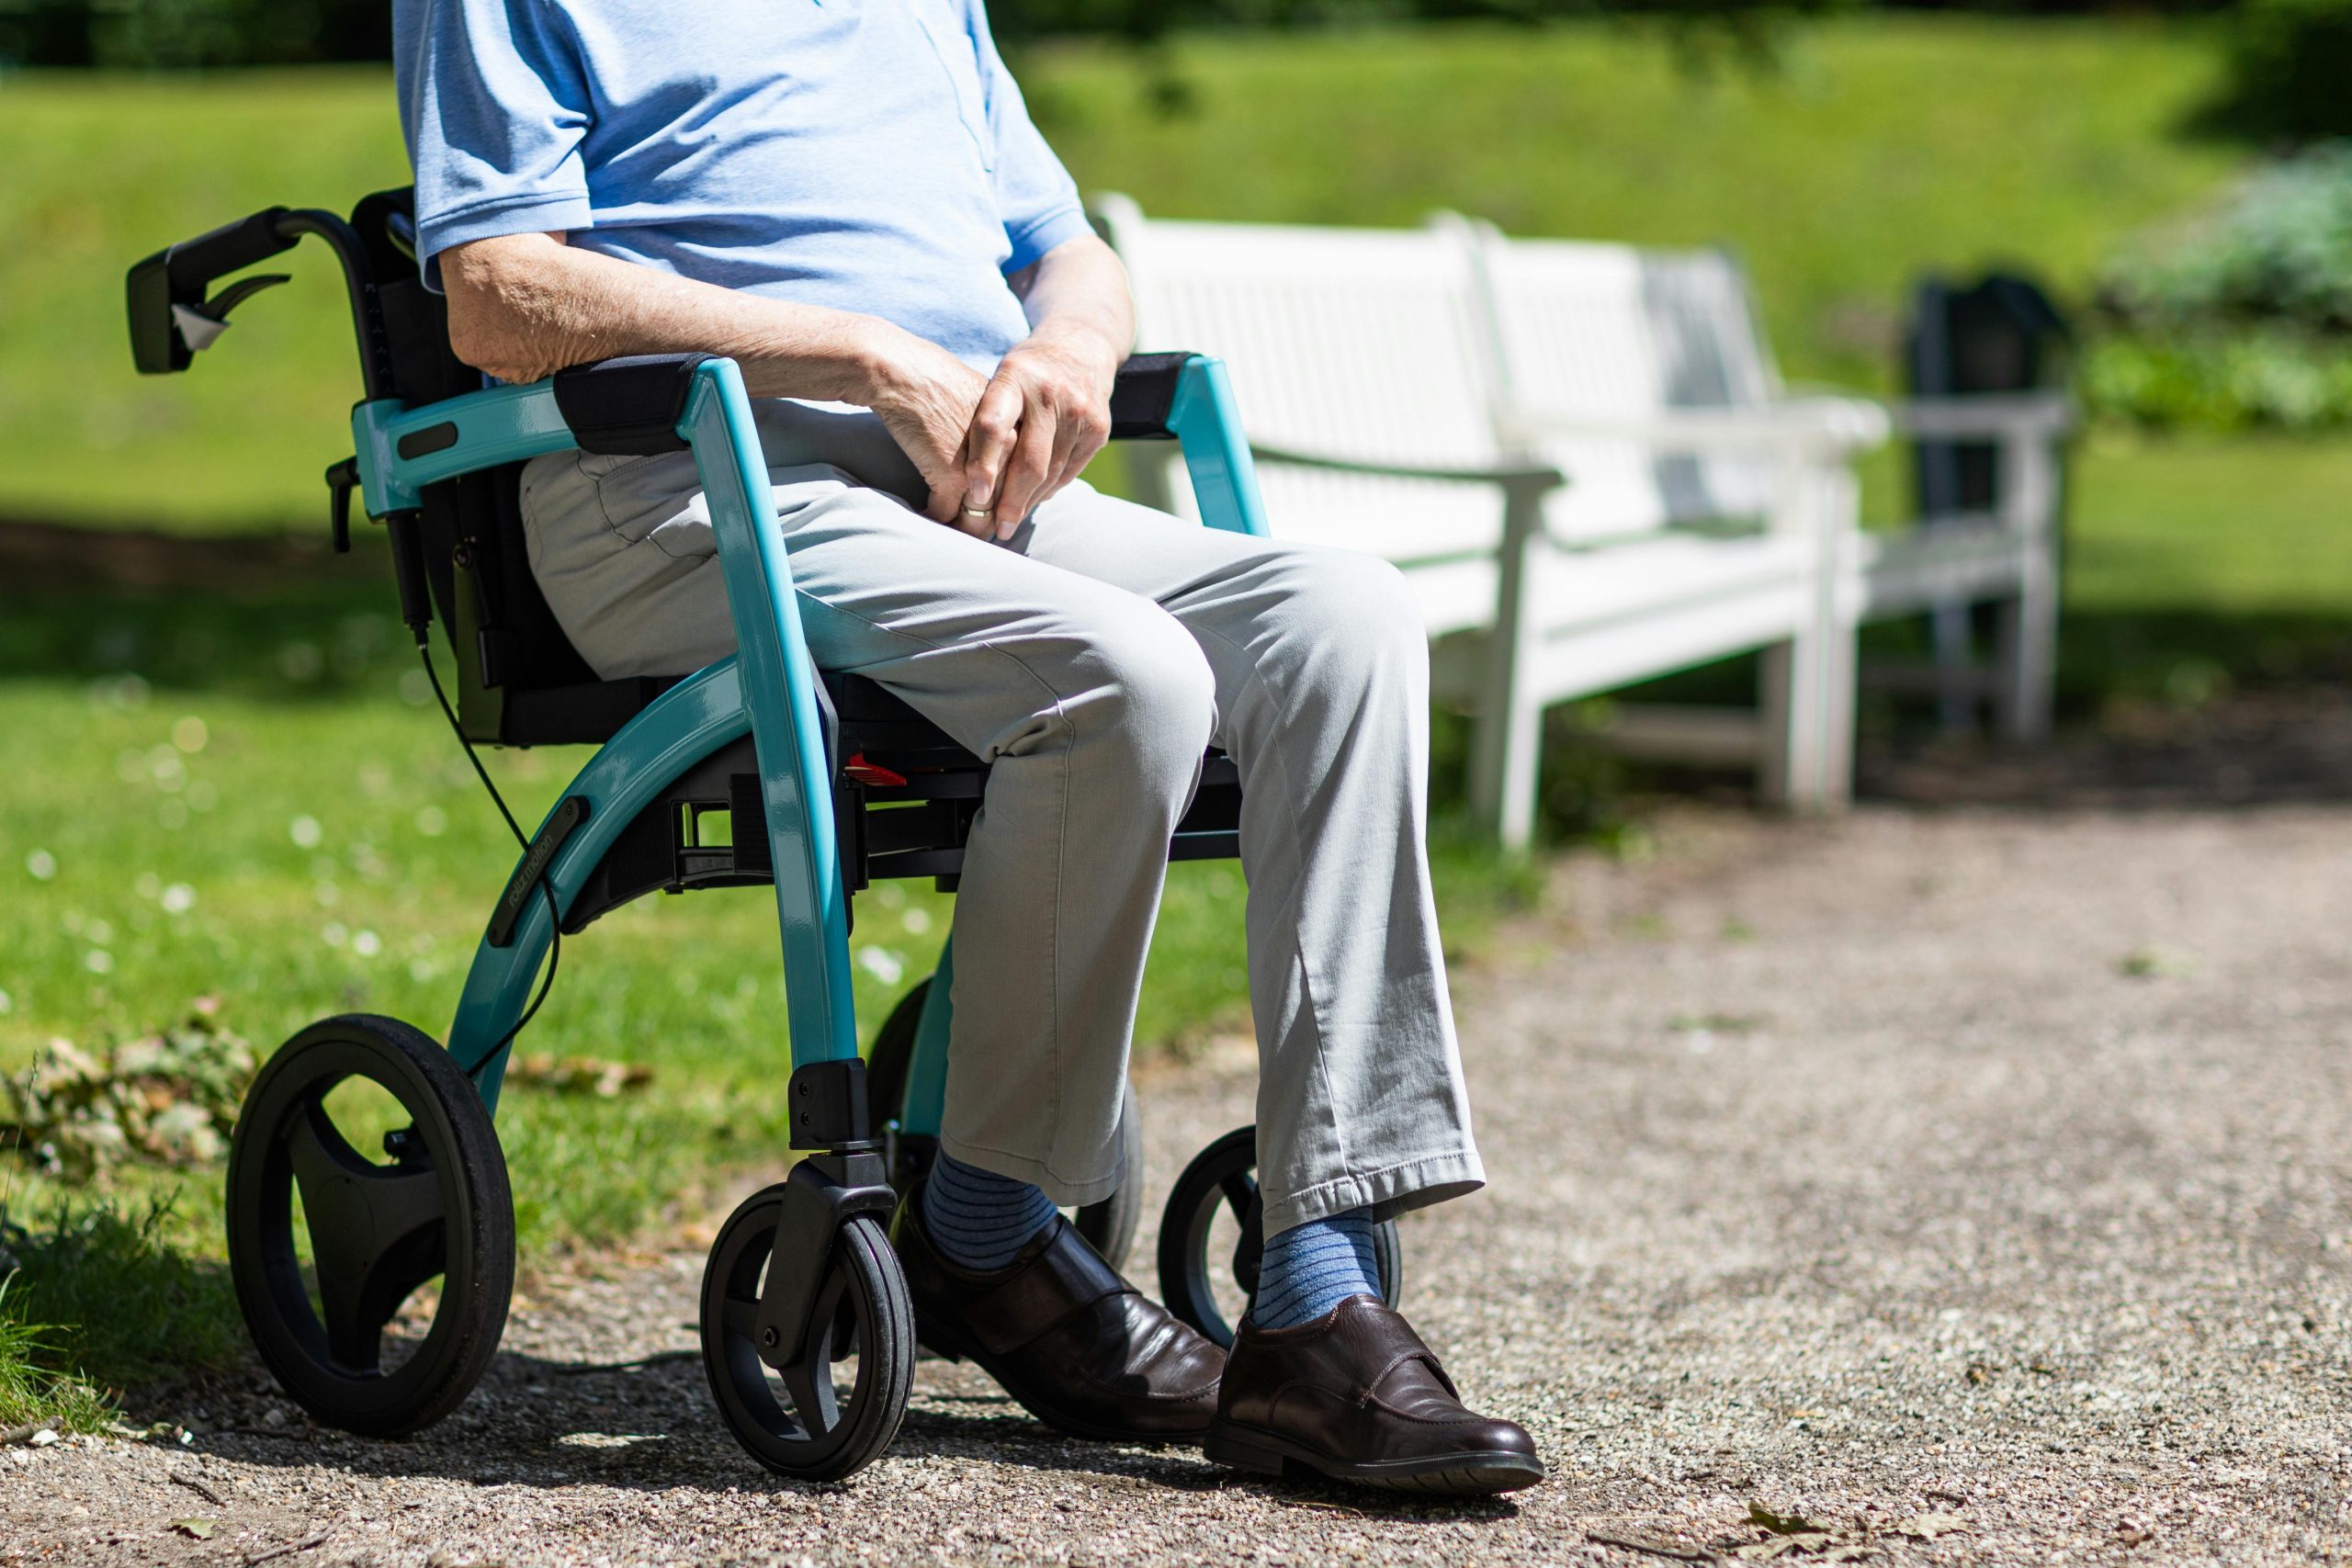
[2210,0,2352,143]
[2086,143,2352,430]
[0,0,1845,67]
[0,0,379,66]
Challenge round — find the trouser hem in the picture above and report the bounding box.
[936,1133,1123,1211]
[1260,1148,1487,1237]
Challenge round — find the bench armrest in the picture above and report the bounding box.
[1250,441,1566,491]
[1889,391,2075,442]
[1499,396,1890,457]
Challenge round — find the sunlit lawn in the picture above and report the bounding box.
[0,575,1535,1278]
[0,16,2245,529]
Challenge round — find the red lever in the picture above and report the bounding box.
[842,751,907,787]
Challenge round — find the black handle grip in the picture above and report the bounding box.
[165,208,296,295]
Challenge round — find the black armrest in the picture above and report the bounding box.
[551,353,717,456]
[551,349,1193,457]
[1108,352,1195,441]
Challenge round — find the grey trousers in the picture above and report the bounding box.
[520,401,1483,1235]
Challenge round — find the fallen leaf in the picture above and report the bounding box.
[1894,1513,1970,1540]
[169,1518,216,1540]
[1748,1505,1829,1537]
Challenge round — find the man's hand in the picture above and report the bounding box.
[957,328,1120,540]
[865,331,992,526]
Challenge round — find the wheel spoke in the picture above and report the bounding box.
[1216,1168,1258,1223]
[780,1356,840,1436]
[286,1096,447,1369]
[783,1268,854,1431]
[722,1294,760,1345]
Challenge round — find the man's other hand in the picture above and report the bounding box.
[958,329,1120,540]
[867,332,992,526]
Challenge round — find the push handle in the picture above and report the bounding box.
[164,207,298,296]
[127,207,301,375]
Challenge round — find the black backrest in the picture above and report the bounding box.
[348,189,653,745]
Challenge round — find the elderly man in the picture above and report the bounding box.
[396,0,1540,1495]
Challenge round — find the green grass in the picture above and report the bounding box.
[0,1279,117,1434]
[0,1194,240,1431]
[0,566,1540,1292]
[0,16,2245,529]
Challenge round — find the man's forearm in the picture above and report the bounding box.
[440,231,905,402]
[1007,237,1136,381]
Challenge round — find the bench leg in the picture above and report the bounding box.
[1994,565,2057,742]
[1760,462,1859,814]
[1992,430,2063,743]
[1469,481,1551,851]
[1757,641,1815,810]
[1471,687,1544,852]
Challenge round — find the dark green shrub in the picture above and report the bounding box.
[2215,0,2352,143]
[2087,143,2352,429]
[2098,142,2352,333]
[0,0,384,67]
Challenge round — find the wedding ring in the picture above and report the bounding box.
[961,503,993,519]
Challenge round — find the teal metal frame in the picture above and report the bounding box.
[347,354,1269,1127]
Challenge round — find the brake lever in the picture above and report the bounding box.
[170,272,292,354]
[324,457,360,553]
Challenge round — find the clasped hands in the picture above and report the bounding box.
[868,324,1120,541]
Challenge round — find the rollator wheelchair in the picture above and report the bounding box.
[127,191,1403,1480]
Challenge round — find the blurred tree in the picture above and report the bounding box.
[2207,0,2352,142]
[0,0,381,65]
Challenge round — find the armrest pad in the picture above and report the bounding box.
[1108,352,1195,440]
[552,353,716,456]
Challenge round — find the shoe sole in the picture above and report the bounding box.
[1205,1419,1545,1496]
[917,1318,1215,1449]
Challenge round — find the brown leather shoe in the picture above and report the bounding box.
[891,1184,1224,1444]
[1208,1294,1544,1495]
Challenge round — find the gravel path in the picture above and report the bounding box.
[10,803,2352,1566]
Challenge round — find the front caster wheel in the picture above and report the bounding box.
[867,976,1146,1269]
[1157,1125,1404,1349]
[700,1192,913,1481]
[225,1014,514,1437]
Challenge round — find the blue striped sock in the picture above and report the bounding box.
[921,1151,1059,1273]
[1250,1211,1383,1329]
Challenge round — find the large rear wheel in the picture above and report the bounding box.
[225,1014,514,1437]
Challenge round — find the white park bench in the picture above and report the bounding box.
[1092,196,2071,847]
[1094,195,1875,846]
[1455,219,2074,788]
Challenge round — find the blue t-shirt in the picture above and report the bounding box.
[393,0,1091,366]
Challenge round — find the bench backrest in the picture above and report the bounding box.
[1092,196,1511,635]
[1463,224,1784,541]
